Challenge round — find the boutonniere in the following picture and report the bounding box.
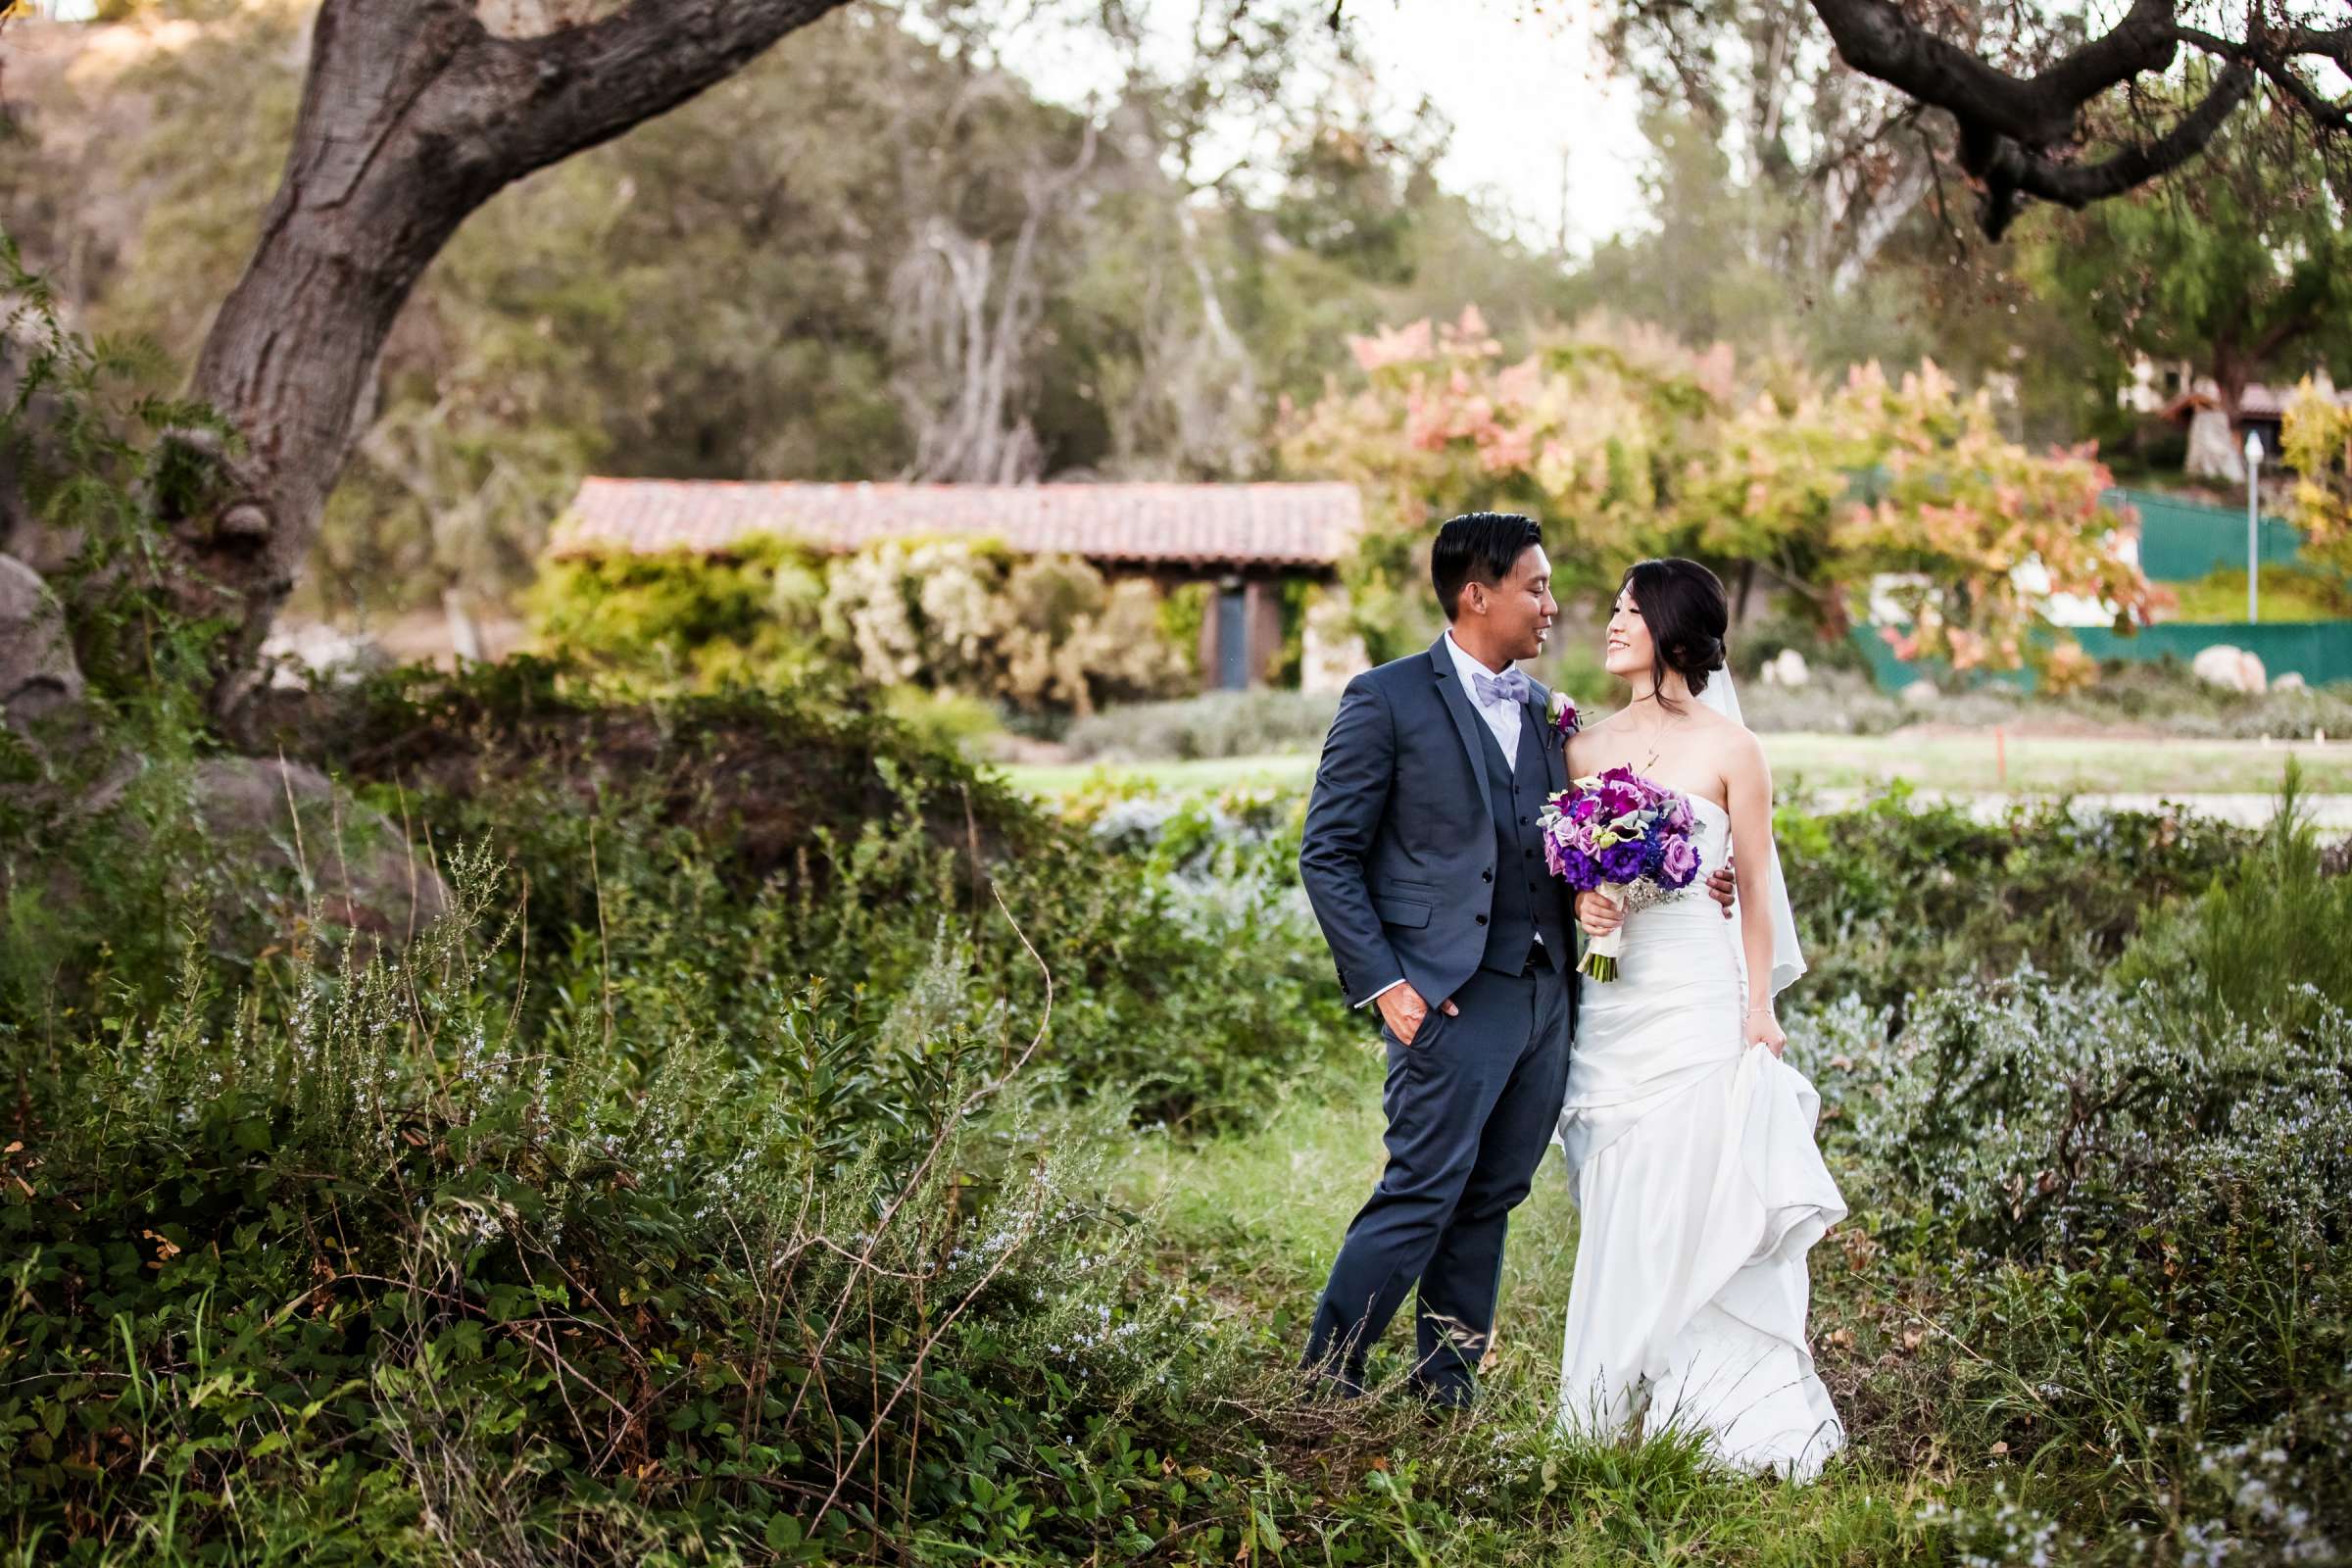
[1545,689,1580,743]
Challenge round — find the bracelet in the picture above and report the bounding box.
[1745,1006,1775,1017]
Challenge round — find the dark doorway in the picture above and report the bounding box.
[1216,587,1250,690]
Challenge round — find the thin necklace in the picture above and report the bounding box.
[1620,693,1684,774]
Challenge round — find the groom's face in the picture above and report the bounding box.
[1462,544,1557,662]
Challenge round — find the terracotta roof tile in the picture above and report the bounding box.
[548,479,1362,568]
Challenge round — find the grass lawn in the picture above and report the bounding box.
[2167,564,2352,622]
[1000,731,2352,799]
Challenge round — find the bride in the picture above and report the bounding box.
[1553,557,1847,1480]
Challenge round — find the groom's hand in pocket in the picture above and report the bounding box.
[1377,983,1457,1047]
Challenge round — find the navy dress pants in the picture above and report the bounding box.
[1301,960,1575,1402]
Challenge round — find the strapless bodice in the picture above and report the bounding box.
[1613,793,1736,952]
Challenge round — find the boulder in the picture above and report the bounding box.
[1899,679,1939,709]
[2272,670,2308,693]
[1761,648,1811,688]
[2191,644,2268,695]
[189,758,452,947]
[0,551,84,734]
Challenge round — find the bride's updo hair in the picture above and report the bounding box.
[1621,558,1728,710]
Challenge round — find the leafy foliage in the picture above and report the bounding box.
[1776,788,2254,1018]
[2284,381,2352,576]
[524,534,834,692]
[1279,307,1722,662]
[2,1,1578,621]
[0,227,224,709]
[1793,809,2352,1560]
[529,533,1194,714]
[821,538,1190,714]
[1280,308,2162,683]
[2116,764,2352,1035]
[1705,362,2158,690]
[2023,80,2352,443]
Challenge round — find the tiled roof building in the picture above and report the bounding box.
[548,478,1366,691]
[549,479,1360,569]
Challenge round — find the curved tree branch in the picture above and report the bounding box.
[1807,0,2177,149]
[1794,0,2346,238]
[178,0,858,714]
[1975,58,2256,238]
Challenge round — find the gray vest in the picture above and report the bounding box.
[1475,710,1569,975]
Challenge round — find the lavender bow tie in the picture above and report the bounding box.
[1472,667,1530,709]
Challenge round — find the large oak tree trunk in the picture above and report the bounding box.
[173,0,855,716]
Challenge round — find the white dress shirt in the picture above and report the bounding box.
[1444,629,1524,770]
[1364,634,1535,1009]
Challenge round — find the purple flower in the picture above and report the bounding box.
[1598,842,1645,882]
[1548,692,1581,739]
[1539,770,1705,901]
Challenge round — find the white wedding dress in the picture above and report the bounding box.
[1552,792,1848,1480]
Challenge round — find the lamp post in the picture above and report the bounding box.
[2245,429,2265,623]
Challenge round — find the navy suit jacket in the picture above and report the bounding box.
[1298,634,1575,1010]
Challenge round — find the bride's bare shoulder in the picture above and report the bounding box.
[1566,710,1620,768]
[1708,713,1769,784]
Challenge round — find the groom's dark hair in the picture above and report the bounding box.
[1432,512,1544,620]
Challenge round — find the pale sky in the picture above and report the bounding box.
[29,0,1655,247]
[1345,0,1649,253]
[995,0,1654,255]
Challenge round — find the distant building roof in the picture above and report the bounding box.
[548,478,1362,569]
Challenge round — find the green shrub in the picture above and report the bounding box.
[1061,690,1339,763]
[1156,581,1211,673]
[525,532,832,691]
[0,858,1296,1563]
[530,535,1200,714]
[821,538,1192,713]
[1777,788,2254,1017]
[2116,764,2352,1033]
[1798,962,2352,1561]
[2054,657,2352,739]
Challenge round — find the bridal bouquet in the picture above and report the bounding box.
[1540,765,1704,981]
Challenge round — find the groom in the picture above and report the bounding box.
[1297,513,1729,1406]
[1296,511,1579,1407]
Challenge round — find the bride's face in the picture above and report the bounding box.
[1603,585,1653,679]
